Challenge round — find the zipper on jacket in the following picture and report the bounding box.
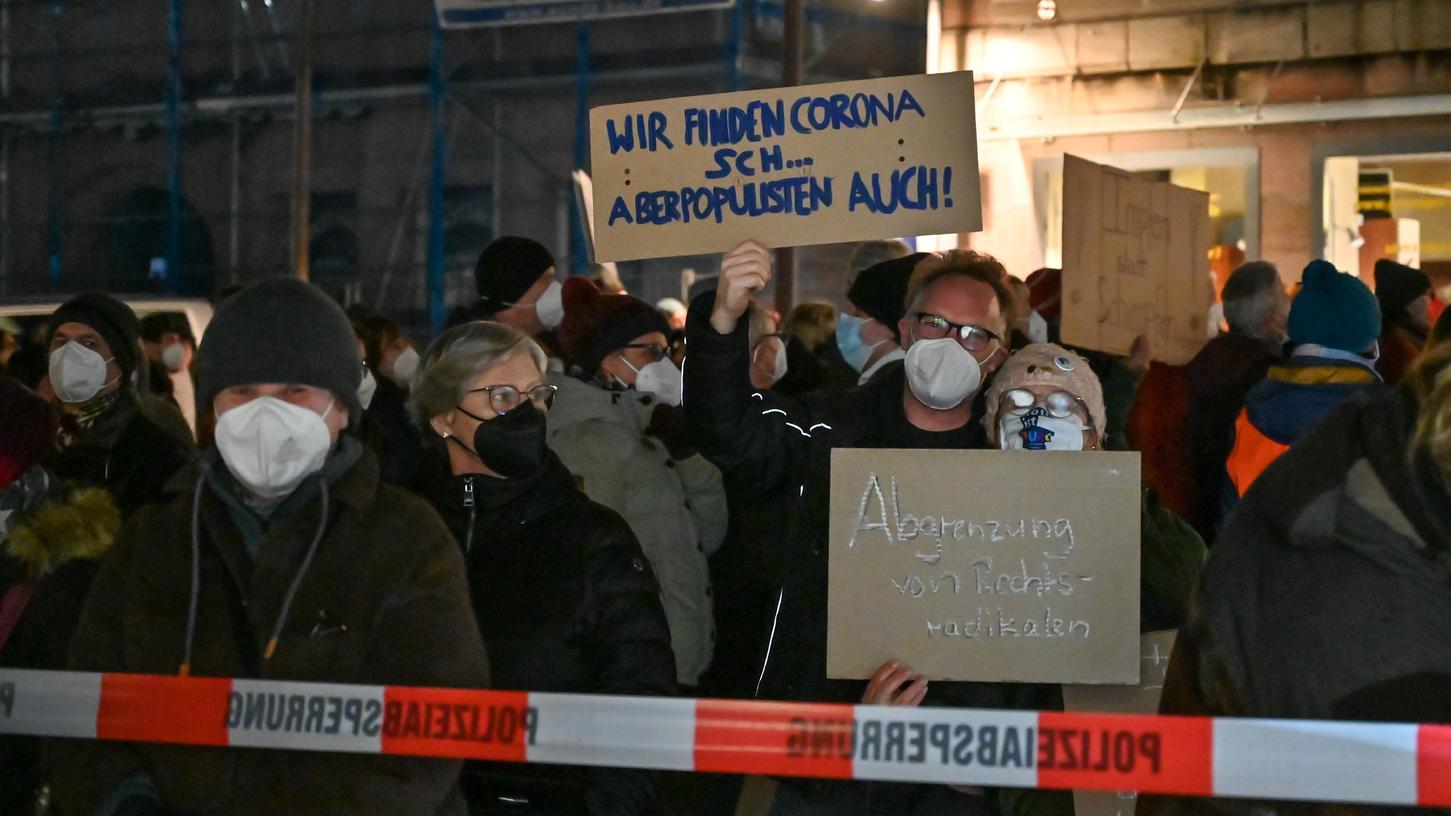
[462,476,476,554]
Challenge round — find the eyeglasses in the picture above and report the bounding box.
[1001,388,1091,422]
[465,383,558,415]
[618,343,668,363]
[913,313,1002,354]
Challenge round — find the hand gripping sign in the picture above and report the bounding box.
[588,71,983,262]
[3,668,1451,807]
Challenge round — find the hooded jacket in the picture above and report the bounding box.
[0,477,120,815]
[1143,385,1451,816]
[420,450,676,816]
[545,374,727,687]
[1222,352,1385,516]
[49,442,489,816]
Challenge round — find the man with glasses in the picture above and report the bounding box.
[550,276,728,691]
[684,241,1015,814]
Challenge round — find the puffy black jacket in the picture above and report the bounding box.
[420,450,676,816]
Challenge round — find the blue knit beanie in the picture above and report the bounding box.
[1287,260,1381,353]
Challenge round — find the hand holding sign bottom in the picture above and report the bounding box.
[711,240,773,335]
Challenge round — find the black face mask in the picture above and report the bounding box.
[453,400,548,479]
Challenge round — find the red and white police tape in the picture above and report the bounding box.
[1,668,1448,807]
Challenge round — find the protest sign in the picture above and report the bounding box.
[1060,155,1212,366]
[588,71,982,262]
[827,449,1141,684]
[1062,630,1178,816]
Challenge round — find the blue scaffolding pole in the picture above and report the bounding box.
[45,0,61,290]
[569,21,590,276]
[426,10,447,331]
[165,0,183,292]
[729,0,743,91]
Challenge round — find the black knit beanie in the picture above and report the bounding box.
[1374,259,1431,323]
[474,236,555,314]
[848,252,929,341]
[49,293,141,383]
[195,278,363,424]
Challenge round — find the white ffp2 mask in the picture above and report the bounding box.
[904,337,983,411]
[161,343,187,373]
[627,357,683,406]
[389,347,420,387]
[49,341,118,404]
[214,396,334,499]
[534,280,565,330]
[357,367,378,411]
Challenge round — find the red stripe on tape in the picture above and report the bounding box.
[379,687,530,761]
[97,674,231,747]
[1036,712,1213,797]
[1418,724,1451,807]
[694,700,854,779]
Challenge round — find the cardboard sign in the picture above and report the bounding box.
[1062,630,1178,816]
[588,72,982,262]
[827,449,1141,684]
[1060,155,1212,366]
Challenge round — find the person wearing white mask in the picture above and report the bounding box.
[351,311,424,485]
[683,243,1013,813]
[470,236,565,352]
[549,276,728,689]
[42,293,195,517]
[746,303,790,391]
[838,252,928,386]
[140,312,199,434]
[51,277,488,816]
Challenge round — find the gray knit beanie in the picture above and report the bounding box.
[195,278,363,424]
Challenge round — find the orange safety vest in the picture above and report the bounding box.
[1224,407,1290,498]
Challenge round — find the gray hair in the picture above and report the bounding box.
[411,321,547,425]
[1221,261,1283,338]
[848,239,911,282]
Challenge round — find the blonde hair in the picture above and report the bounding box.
[1410,339,1451,483]
[784,302,836,353]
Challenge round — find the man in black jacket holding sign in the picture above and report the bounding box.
[685,241,1062,815]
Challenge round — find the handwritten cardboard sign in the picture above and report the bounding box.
[1060,155,1212,366]
[1062,630,1178,816]
[588,72,982,262]
[827,449,1141,684]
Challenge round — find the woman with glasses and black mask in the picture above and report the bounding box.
[412,321,676,816]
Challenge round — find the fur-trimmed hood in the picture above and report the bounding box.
[4,487,120,577]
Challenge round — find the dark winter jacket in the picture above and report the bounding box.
[420,451,676,816]
[45,389,195,518]
[0,476,120,815]
[49,442,489,816]
[1143,385,1451,816]
[1182,332,1281,541]
[1221,353,1384,518]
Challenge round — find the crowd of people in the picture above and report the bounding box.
[0,231,1448,816]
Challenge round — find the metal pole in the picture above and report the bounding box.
[165,0,183,292]
[0,0,11,294]
[229,0,243,283]
[45,0,61,291]
[776,0,804,312]
[425,10,447,330]
[569,21,590,276]
[291,0,317,281]
[728,0,742,91]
